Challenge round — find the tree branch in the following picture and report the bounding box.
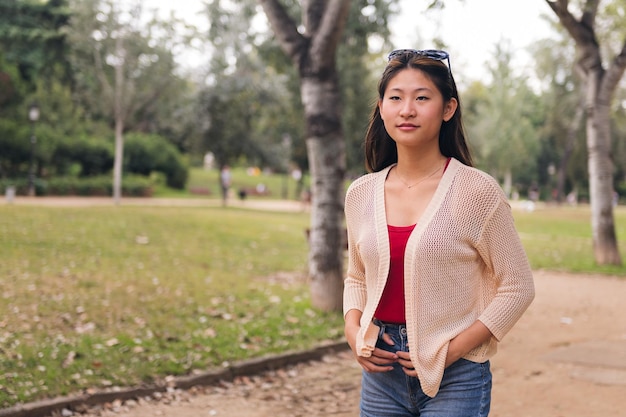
[545,0,600,73]
[310,0,351,70]
[92,45,114,104]
[545,0,596,46]
[302,0,324,34]
[600,41,626,102]
[257,0,306,63]
[581,0,600,29]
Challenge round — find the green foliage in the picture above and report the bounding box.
[67,0,190,137]
[47,175,154,197]
[198,0,302,171]
[0,53,28,109]
[0,174,153,197]
[2,0,625,211]
[0,117,30,177]
[466,42,541,190]
[125,133,189,189]
[1,127,189,192]
[0,0,71,88]
[51,136,113,177]
[527,33,588,202]
[199,0,395,175]
[340,0,394,175]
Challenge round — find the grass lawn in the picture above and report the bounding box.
[515,204,626,275]
[0,204,342,407]
[1,201,626,407]
[155,166,309,201]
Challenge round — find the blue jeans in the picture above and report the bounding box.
[360,321,492,417]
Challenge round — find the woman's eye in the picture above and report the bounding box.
[389,96,400,101]
[417,96,429,101]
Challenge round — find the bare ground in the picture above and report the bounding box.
[74,270,626,417]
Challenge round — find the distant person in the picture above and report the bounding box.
[219,165,231,206]
[300,187,311,212]
[343,49,535,416]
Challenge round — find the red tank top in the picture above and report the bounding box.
[374,224,415,323]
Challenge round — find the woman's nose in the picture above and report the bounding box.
[400,101,416,117]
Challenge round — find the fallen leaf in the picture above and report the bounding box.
[62,351,76,368]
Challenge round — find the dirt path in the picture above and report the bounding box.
[72,270,626,417]
[2,196,307,212]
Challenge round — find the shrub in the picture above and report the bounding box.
[52,136,114,177]
[0,119,30,176]
[124,133,188,189]
[3,175,155,197]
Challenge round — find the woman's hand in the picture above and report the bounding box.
[347,324,398,372]
[344,310,397,373]
[445,320,494,367]
[396,350,417,376]
[399,319,495,374]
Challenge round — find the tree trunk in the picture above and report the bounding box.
[112,36,125,206]
[302,77,346,312]
[259,0,350,311]
[546,0,625,266]
[113,117,124,205]
[586,71,621,263]
[503,169,512,199]
[556,94,584,203]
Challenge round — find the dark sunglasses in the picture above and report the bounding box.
[387,49,452,73]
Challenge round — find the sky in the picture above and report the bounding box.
[138,0,557,82]
[390,0,556,81]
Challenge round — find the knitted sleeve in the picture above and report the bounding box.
[343,176,370,316]
[475,188,535,341]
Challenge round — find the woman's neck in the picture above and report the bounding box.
[395,149,447,178]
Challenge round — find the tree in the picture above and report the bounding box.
[339,0,393,175]
[0,0,71,87]
[531,35,587,203]
[466,42,541,199]
[546,0,626,265]
[196,0,304,172]
[197,0,392,174]
[258,0,351,311]
[68,0,186,204]
[0,0,72,183]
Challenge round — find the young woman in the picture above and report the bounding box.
[343,49,535,416]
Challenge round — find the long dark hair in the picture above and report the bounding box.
[364,52,473,172]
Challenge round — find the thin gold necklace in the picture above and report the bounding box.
[396,163,442,189]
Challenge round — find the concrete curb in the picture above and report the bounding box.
[0,341,349,417]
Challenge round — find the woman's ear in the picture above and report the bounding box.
[443,98,458,122]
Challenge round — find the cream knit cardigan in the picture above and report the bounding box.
[343,158,535,398]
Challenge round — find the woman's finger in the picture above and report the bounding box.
[381,331,395,346]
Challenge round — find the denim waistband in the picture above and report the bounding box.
[373,318,406,327]
[373,318,408,339]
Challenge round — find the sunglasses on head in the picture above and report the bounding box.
[387,49,452,73]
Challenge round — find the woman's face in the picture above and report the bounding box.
[378,68,457,150]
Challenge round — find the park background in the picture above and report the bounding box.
[2,0,626,411]
[3,0,626,204]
